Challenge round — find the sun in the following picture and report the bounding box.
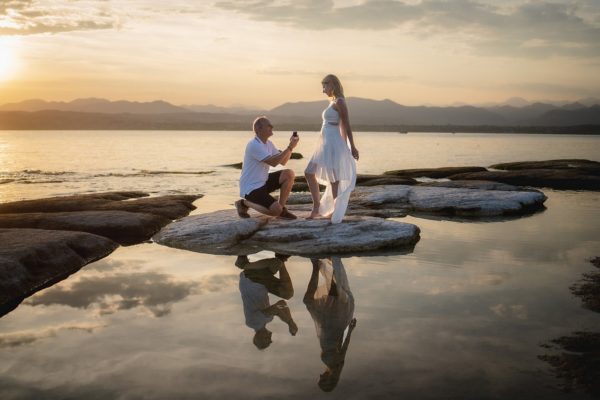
[0,38,19,81]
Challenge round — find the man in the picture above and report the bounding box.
[236,254,298,349]
[235,116,299,219]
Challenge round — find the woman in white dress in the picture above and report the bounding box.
[303,257,357,392]
[304,74,359,223]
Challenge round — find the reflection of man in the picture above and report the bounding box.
[304,257,356,392]
[235,116,299,220]
[236,254,298,349]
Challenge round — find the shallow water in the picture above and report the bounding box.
[0,131,599,399]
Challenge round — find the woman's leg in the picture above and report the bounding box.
[305,171,321,218]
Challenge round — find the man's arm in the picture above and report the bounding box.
[262,136,299,167]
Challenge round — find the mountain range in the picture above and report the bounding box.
[1,97,599,130]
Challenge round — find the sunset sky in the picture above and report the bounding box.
[1,0,599,109]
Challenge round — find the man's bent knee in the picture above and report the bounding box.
[280,169,295,183]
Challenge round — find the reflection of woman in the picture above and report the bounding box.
[304,74,359,223]
[236,255,298,350]
[303,257,357,392]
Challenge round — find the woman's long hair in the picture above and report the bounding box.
[322,74,344,99]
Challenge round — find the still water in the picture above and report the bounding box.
[0,131,599,399]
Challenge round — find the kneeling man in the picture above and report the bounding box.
[236,116,299,219]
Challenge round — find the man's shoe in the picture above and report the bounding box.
[279,207,297,220]
[235,199,250,218]
[235,255,249,269]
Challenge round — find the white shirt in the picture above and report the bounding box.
[239,271,273,331]
[239,136,279,197]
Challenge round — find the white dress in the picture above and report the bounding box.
[305,101,357,223]
[305,257,354,366]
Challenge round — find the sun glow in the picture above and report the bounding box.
[0,38,19,81]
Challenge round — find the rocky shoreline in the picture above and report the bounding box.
[1,159,597,318]
[0,192,200,316]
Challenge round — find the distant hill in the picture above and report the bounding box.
[271,97,508,125]
[1,97,599,131]
[532,105,600,126]
[0,98,190,114]
[181,104,265,115]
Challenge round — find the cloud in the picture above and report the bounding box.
[0,323,105,348]
[24,271,237,317]
[0,0,119,36]
[215,0,600,58]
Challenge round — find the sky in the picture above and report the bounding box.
[0,0,599,109]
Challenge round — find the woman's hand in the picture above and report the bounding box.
[351,146,359,161]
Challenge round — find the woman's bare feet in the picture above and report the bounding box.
[307,206,321,219]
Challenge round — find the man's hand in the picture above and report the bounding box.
[289,135,299,150]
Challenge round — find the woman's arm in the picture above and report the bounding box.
[335,98,359,160]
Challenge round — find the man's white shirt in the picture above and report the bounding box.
[239,136,279,197]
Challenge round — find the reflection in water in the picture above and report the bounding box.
[25,271,201,317]
[539,257,600,397]
[0,323,105,348]
[236,254,298,350]
[304,257,356,392]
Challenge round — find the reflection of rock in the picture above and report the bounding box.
[25,271,201,317]
[0,191,201,317]
[570,257,600,314]
[0,323,105,348]
[153,210,420,256]
[290,184,546,217]
[539,257,600,397]
[0,228,118,317]
[538,332,600,396]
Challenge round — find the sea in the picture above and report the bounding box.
[0,130,599,399]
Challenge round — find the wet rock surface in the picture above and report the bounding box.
[0,191,201,317]
[0,191,202,245]
[289,184,546,217]
[384,166,487,178]
[0,228,119,317]
[0,191,201,220]
[0,210,171,246]
[449,169,600,190]
[450,159,600,190]
[153,210,420,256]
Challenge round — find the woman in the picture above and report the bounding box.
[304,74,359,223]
[303,257,357,392]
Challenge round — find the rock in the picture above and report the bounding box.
[449,169,600,190]
[243,216,420,256]
[418,180,530,191]
[291,152,303,159]
[490,159,600,174]
[291,174,416,192]
[153,210,268,255]
[0,192,201,219]
[153,210,420,256]
[223,162,243,169]
[0,211,171,246]
[402,185,546,216]
[356,174,417,186]
[0,191,148,214]
[384,166,487,178]
[288,184,546,217]
[0,228,118,317]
